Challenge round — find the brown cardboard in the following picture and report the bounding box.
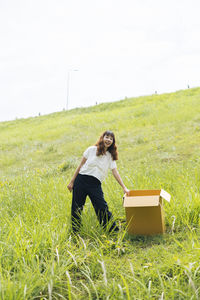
[123,189,171,235]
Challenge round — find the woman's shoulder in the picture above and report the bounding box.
[86,145,97,151]
[84,145,97,154]
[83,145,97,158]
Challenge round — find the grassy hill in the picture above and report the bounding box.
[0,88,200,299]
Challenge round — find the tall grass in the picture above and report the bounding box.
[0,88,200,298]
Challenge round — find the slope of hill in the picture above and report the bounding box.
[0,88,200,298]
[1,88,200,175]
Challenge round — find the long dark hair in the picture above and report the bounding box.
[95,130,118,160]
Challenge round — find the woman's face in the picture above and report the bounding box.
[103,134,113,149]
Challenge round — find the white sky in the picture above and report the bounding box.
[0,0,200,122]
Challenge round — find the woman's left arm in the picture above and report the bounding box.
[112,168,129,194]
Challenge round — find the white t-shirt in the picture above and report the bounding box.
[79,146,117,182]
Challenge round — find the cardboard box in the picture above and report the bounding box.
[123,189,171,235]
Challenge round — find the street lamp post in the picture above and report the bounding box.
[66,69,78,110]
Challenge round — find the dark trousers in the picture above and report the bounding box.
[71,174,117,232]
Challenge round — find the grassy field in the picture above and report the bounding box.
[0,87,200,299]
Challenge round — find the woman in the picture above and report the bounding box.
[67,130,129,233]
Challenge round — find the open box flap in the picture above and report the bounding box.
[160,189,171,202]
[123,195,160,207]
[123,189,171,206]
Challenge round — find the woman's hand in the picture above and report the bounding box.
[67,182,74,192]
[123,187,130,194]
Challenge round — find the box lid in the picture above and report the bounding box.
[160,189,171,202]
[123,189,171,207]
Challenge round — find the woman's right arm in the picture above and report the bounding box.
[67,156,87,192]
